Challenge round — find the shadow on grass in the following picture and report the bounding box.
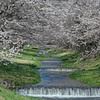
[15,62,37,68]
[24,48,39,52]
[19,51,37,56]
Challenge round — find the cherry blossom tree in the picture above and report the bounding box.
[0,0,100,60]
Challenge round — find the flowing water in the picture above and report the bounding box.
[16,57,100,100]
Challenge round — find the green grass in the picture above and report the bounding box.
[0,45,50,86]
[0,45,54,86]
[0,60,41,86]
[60,52,80,67]
[69,66,100,85]
[69,52,100,85]
[0,45,52,100]
[49,46,69,57]
[60,49,100,85]
[0,86,44,100]
[44,48,51,51]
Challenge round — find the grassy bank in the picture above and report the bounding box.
[60,50,100,85]
[0,45,49,86]
[49,46,69,57]
[60,52,80,67]
[0,45,52,100]
[0,86,43,100]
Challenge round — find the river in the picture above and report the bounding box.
[16,57,100,100]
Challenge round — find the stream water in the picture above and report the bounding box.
[16,57,100,100]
